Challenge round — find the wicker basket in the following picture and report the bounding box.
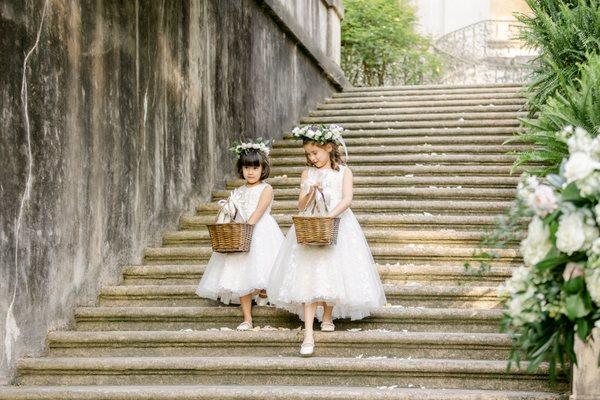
[292,216,340,246]
[206,223,254,253]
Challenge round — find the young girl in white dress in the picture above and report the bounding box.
[196,140,284,331]
[267,125,387,355]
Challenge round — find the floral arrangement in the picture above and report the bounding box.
[500,126,600,378]
[291,124,346,144]
[229,137,270,158]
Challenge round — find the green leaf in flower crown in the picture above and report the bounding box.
[561,182,583,202]
[563,276,584,294]
[565,294,591,321]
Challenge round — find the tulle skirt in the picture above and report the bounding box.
[196,215,284,305]
[267,209,386,320]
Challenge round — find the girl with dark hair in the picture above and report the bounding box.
[196,139,283,331]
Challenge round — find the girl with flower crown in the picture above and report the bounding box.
[196,139,284,331]
[267,125,386,355]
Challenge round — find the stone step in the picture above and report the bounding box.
[97,284,502,309]
[298,127,522,138]
[344,82,523,92]
[45,330,511,359]
[0,385,566,400]
[303,119,519,130]
[269,144,528,156]
[273,135,521,147]
[270,154,519,166]
[73,306,504,332]
[143,245,518,267]
[326,92,525,104]
[15,356,564,391]
[196,200,512,216]
[164,228,516,248]
[121,263,516,286]
[226,175,520,189]
[331,87,523,99]
[318,98,527,110]
[270,165,523,177]
[211,187,517,202]
[336,84,523,97]
[309,104,525,117]
[300,111,528,124]
[181,213,503,231]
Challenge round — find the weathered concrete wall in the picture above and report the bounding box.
[0,0,344,381]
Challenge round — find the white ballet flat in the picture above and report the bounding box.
[300,339,315,356]
[320,321,335,332]
[236,321,253,331]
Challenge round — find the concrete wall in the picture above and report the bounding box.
[0,0,345,381]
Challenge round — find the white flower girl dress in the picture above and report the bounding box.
[267,165,386,320]
[196,182,284,304]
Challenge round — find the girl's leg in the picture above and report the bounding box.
[240,293,253,324]
[322,303,334,324]
[303,302,318,343]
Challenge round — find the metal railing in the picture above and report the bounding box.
[433,20,537,84]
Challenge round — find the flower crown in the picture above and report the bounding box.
[229,138,270,158]
[291,124,346,145]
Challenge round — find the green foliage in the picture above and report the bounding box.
[516,0,600,114]
[512,53,600,175]
[341,0,442,86]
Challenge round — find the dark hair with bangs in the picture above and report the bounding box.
[236,149,271,181]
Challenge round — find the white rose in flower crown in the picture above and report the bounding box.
[324,132,333,140]
[564,152,597,183]
[306,130,316,138]
[532,184,558,217]
[590,238,600,256]
[520,216,553,266]
[556,210,600,255]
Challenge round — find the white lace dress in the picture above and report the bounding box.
[267,165,387,320]
[196,182,284,304]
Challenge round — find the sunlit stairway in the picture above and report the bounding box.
[0,84,569,399]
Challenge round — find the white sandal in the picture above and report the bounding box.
[300,338,315,356]
[321,321,335,332]
[236,321,253,331]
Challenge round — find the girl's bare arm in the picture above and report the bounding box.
[247,185,274,225]
[328,168,353,217]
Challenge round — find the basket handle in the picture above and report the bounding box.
[304,187,329,216]
[216,198,245,223]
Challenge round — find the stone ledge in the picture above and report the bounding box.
[256,0,350,90]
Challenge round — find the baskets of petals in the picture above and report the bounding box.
[207,223,254,253]
[293,187,339,246]
[207,195,254,253]
[293,215,340,246]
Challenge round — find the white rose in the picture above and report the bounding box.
[324,132,333,140]
[532,184,558,217]
[556,210,599,254]
[563,262,585,281]
[577,172,600,197]
[567,127,594,154]
[564,152,597,183]
[585,267,600,307]
[520,217,553,266]
[306,130,315,138]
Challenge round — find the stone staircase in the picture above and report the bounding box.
[0,84,569,399]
